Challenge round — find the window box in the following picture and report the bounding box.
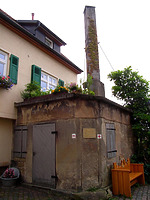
[0,75,13,89]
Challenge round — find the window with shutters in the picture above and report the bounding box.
[0,50,8,77]
[31,65,64,91]
[106,123,117,158]
[31,65,41,85]
[58,79,64,87]
[41,72,57,91]
[0,51,19,84]
[13,126,27,158]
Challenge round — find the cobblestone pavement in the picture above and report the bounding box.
[0,184,150,200]
[112,185,150,200]
[0,186,51,200]
[0,185,77,200]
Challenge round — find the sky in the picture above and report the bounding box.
[1,0,150,104]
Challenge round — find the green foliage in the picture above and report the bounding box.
[68,82,82,94]
[131,154,150,184]
[144,163,150,183]
[86,19,99,72]
[21,82,50,99]
[86,187,99,192]
[51,85,69,94]
[108,66,149,107]
[108,66,150,183]
[21,77,95,100]
[83,74,95,96]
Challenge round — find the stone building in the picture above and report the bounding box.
[14,93,134,191]
[1,6,135,193]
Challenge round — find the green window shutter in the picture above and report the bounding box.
[9,54,19,84]
[58,79,64,86]
[31,65,41,85]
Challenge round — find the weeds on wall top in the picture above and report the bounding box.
[51,85,69,94]
[21,75,95,100]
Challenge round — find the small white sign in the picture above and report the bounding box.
[72,133,76,139]
[97,134,102,139]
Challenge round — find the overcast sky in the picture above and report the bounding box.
[1,0,150,104]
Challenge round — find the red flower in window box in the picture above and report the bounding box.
[0,75,13,89]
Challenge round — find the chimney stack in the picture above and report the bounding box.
[84,6,105,97]
[31,13,34,20]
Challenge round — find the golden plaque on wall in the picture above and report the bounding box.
[83,128,96,138]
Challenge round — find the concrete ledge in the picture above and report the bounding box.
[15,93,131,113]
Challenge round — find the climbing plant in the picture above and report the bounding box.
[85,19,99,75]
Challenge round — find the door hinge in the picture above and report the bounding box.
[51,131,57,134]
[51,175,58,179]
[107,150,117,153]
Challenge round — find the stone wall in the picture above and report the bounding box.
[15,93,135,191]
[13,158,26,180]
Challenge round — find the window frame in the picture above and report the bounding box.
[0,50,8,77]
[41,71,58,91]
[45,37,53,49]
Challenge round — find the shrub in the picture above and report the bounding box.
[21,82,46,99]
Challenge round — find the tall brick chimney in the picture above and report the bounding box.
[84,6,105,96]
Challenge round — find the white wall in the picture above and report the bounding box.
[0,24,77,119]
